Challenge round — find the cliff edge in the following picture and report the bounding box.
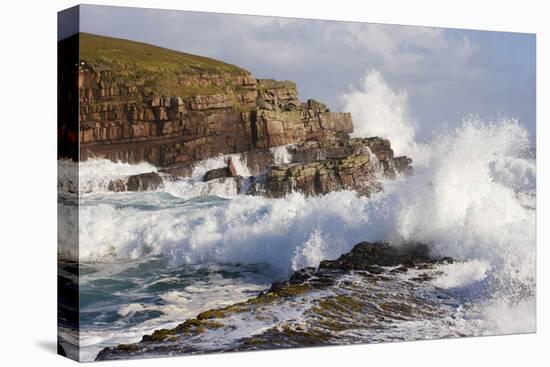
[78,33,412,196]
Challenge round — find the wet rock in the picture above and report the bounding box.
[203,167,233,182]
[107,178,126,192]
[204,176,245,195]
[285,137,404,179]
[394,156,413,175]
[243,174,266,196]
[126,172,163,191]
[289,267,317,284]
[96,240,451,361]
[319,242,449,271]
[261,151,380,198]
[106,172,163,192]
[203,159,239,182]
[268,281,287,293]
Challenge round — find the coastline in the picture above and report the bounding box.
[96,242,458,360]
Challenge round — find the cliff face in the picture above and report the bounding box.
[78,33,412,195]
[78,34,352,172]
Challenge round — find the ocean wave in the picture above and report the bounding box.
[62,117,536,342]
[75,153,252,196]
[79,159,158,193]
[74,120,535,286]
[488,156,536,192]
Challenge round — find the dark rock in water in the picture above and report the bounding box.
[106,172,164,192]
[263,154,379,198]
[245,136,413,198]
[126,172,164,191]
[289,267,317,284]
[207,176,245,195]
[203,159,239,182]
[96,344,141,360]
[394,156,414,176]
[233,176,245,193]
[268,281,288,293]
[107,178,126,192]
[203,167,233,182]
[319,242,450,271]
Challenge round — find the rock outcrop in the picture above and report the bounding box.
[318,242,452,271]
[203,158,239,182]
[263,154,379,197]
[202,167,234,182]
[96,241,453,361]
[79,33,413,198]
[107,172,164,192]
[242,137,412,197]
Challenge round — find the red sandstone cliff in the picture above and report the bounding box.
[76,33,412,196]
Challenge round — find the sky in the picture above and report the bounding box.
[79,4,536,143]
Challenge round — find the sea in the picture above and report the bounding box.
[58,118,536,361]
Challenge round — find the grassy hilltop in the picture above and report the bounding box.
[79,33,250,98]
[79,32,248,75]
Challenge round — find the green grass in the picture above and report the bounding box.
[80,32,248,76]
[79,33,250,100]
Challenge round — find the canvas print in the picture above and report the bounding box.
[57,4,536,362]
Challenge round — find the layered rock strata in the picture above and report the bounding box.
[80,33,412,197]
[79,34,353,171]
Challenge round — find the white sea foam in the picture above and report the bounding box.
[78,159,157,193]
[76,153,252,198]
[188,153,251,180]
[78,264,271,361]
[488,156,536,192]
[430,260,491,289]
[481,297,536,335]
[76,120,535,290]
[270,144,294,164]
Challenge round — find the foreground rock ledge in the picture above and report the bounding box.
[96,242,452,361]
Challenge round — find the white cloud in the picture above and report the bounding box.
[80,6,535,140]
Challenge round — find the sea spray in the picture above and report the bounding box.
[270,144,294,164]
[68,116,537,361]
[78,159,158,193]
[77,120,535,278]
[188,153,251,180]
[343,69,417,156]
[74,153,252,197]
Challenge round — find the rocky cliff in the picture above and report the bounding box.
[78,33,412,196]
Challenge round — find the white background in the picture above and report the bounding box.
[0,0,547,365]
